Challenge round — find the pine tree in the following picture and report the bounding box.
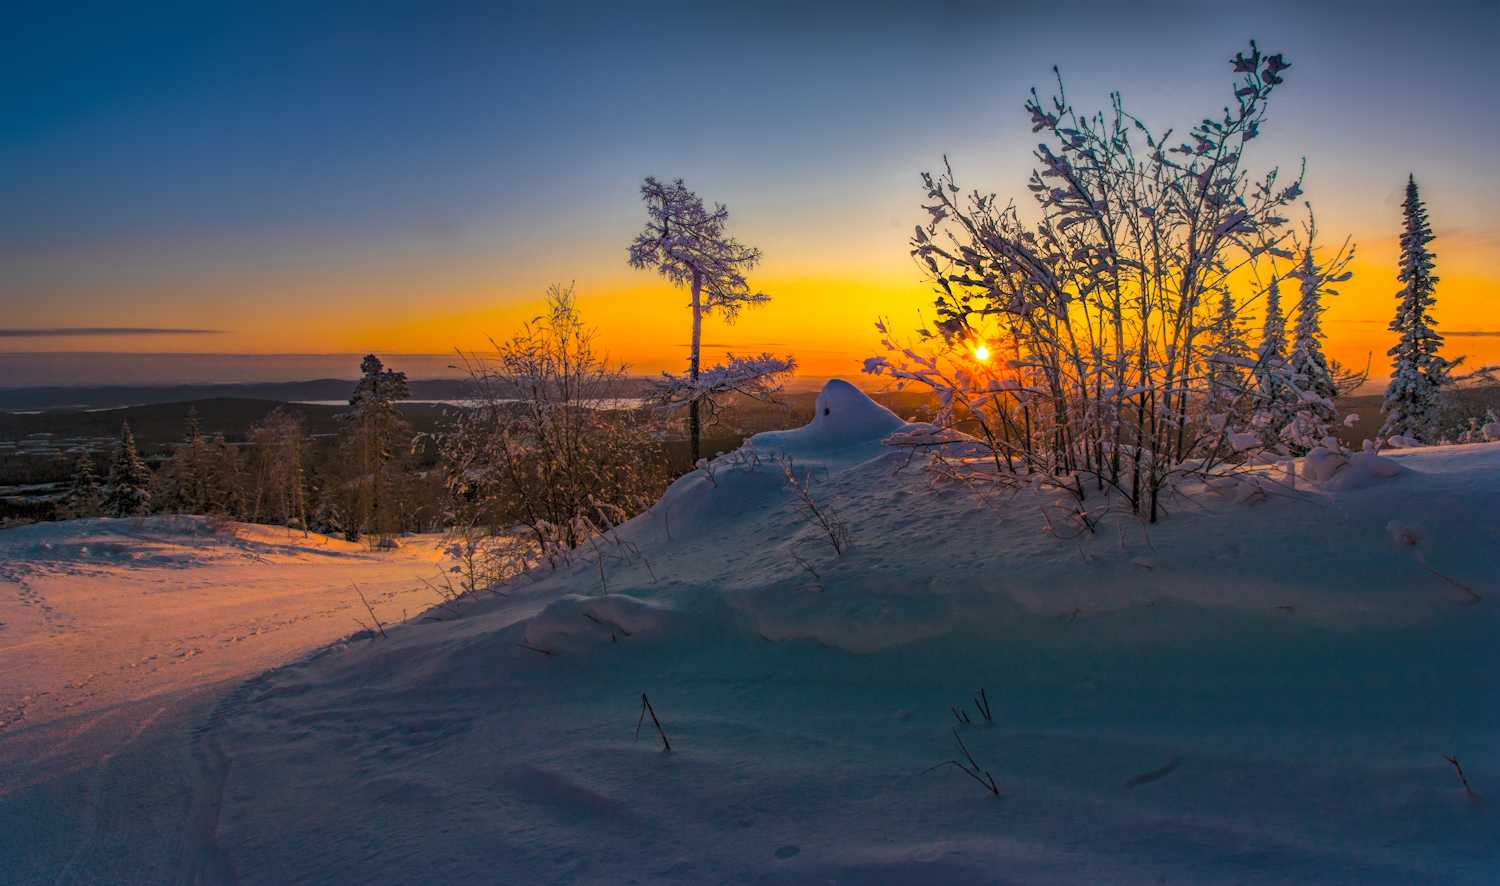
[102,421,152,518]
[1249,275,1301,447]
[66,450,103,518]
[1287,247,1339,401]
[1381,175,1450,441]
[1206,289,1253,407]
[628,177,794,463]
[160,407,211,513]
[337,355,412,541]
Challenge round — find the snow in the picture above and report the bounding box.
[3,382,1498,883]
[0,518,448,789]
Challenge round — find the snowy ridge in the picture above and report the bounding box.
[44,381,1497,883]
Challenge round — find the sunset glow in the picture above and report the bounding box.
[1,2,1495,387]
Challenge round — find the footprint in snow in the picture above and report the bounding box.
[774,845,800,859]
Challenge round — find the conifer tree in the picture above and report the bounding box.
[1381,175,1449,441]
[102,421,152,518]
[337,355,412,541]
[1206,289,1253,408]
[628,177,794,463]
[160,406,211,513]
[1249,276,1303,447]
[66,450,103,518]
[1288,247,1340,401]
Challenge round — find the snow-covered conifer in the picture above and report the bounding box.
[628,177,794,462]
[1248,276,1302,447]
[102,421,151,518]
[66,450,103,518]
[1206,289,1253,408]
[1381,176,1449,442]
[1287,247,1340,401]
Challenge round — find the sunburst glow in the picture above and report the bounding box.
[973,344,990,362]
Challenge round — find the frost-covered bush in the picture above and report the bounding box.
[865,43,1357,521]
[442,285,669,557]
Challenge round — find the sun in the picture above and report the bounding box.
[973,344,990,362]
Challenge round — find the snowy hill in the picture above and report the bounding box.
[7,381,1499,883]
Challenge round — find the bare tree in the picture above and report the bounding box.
[248,407,309,531]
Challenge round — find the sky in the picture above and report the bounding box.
[1,0,1497,385]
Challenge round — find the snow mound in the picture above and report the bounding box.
[522,593,676,652]
[753,379,904,459]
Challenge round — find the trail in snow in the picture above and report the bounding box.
[0,519,460,883]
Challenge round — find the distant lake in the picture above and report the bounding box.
[295,399,650,409]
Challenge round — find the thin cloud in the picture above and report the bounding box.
[1443,330,1500,337]
[0,327,226,337]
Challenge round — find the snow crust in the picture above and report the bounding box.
[4,396,1499,883]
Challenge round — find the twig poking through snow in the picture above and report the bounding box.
[1443,754,1477,797]
[920,727,1000,795]
[350,582,387,639]
[635,693,671,751]
[1415,552,1482,602]
[973,688,992,723]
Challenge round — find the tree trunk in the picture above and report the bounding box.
[689,268,703,464]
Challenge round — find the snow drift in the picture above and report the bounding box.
[7,381,1497,884]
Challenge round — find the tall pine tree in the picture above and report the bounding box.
[1381,175,1449,441]
[102,421,152,518]
[1288,246,1339,401]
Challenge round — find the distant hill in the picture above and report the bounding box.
[0,379,480,411]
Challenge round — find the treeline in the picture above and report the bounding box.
[61,360,449,542]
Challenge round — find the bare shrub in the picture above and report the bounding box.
[442,285,669,563]
[777,456,849,555]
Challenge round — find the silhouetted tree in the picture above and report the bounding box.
[628,177,794,463]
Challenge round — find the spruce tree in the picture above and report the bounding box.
[102,421,152,518]
[1207,289,1252,407]
[66,450,103,518]
[1288,246,1338,401]
[1251,276,1300,446]
[1381,175,1449,441]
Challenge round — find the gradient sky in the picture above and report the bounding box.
[2,0,1497,384]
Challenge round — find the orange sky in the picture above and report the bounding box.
[4,6,1497,388]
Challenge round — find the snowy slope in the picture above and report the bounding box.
[7,381,1497,884]
[191,380,1500,884]
[0,518,450,795]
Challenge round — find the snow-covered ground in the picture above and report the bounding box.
[0,520,449,795]
[3,381,1497,883]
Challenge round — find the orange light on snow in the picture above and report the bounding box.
[973,345,990,362]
